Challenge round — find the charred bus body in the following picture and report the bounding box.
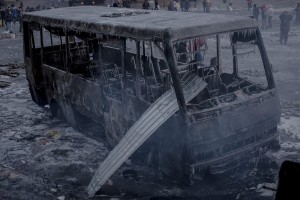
[23,6,280,194]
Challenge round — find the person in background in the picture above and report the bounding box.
[17,7,23,33]
[19,1,23,10]
[168,0,175,11]
[180,0,185,11]
[202,0,207,12]
[154,0,159,10]
[279,11,293,44]
[261,4,267,29]
[112,1,119,7]
[206,0,211,13]
[184,0,190,12]
[228,2,233,11]
[0,8,6,28]
[253,4,259,21]
[11,5,17,24]
[122,0,127,7]
[174,1,181,11]
[177,42,188,63]
[142,0,150,9]
[266,5,273,28]
[194,37,206,63]
[294,3,300,25]
[247,0,252,11]
[5,7,13,33]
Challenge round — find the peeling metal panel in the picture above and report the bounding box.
[87,74,207,197]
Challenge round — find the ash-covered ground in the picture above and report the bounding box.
[1,7,300,200]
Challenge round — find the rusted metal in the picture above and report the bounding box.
[88,74,206,197]
[22,6,281,198]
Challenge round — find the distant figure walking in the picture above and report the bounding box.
[168,1,175,11]
[261,4,267,29]
[279,11,293,44]
[112,1,119,7]
[202,0,207,12]
[154,0,159,10]
[5,8,13,32]
[266,5,273,28]
[202,0,211,13]
[247,0,252,11]
[205,0,211,13]
[0,8,5,27]
[184,0,190,12]
[18,8,23,33]
[11,5,17,24]
[142,0,150,9]
[228,2,233,11]
[253,4,259,21]
[181,0,185,11]
[294,3,300,25]
[20,1,23,10]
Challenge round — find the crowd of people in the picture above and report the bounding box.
[0,2,23,33]
[112,0,132,8]
[202,0,211,13]
[166,0,193,11]
[0,1,52,33]
[248,2,300,45]
[165,0,209,12]
[252,4,274,29]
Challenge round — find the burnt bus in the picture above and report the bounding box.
[22,6,281,196]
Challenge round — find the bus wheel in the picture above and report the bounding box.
[49,100,65,120]
[71,107,91,130]
[28,84,47,106]
[29,84,38,104]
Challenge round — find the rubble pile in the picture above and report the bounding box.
[0,63,23,88]
[280,100,300,118]
[0,32,16,39]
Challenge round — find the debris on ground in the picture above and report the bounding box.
[0,63,23,88]
[0,31,16,39]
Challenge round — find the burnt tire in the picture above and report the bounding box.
[28,84,47,106]
[29,84,38,103]
[49,100,65,120]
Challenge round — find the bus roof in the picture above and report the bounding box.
[23,6,257,41]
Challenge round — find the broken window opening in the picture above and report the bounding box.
[39,27,101,80]
[40,27,67,71]
[172,30,271,113]
[67,32,98,79]
[138,40,167,103]
[102,38,169,103]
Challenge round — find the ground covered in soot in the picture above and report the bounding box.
[1,7,300,200]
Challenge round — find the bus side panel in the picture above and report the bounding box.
[42,65,103,122]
